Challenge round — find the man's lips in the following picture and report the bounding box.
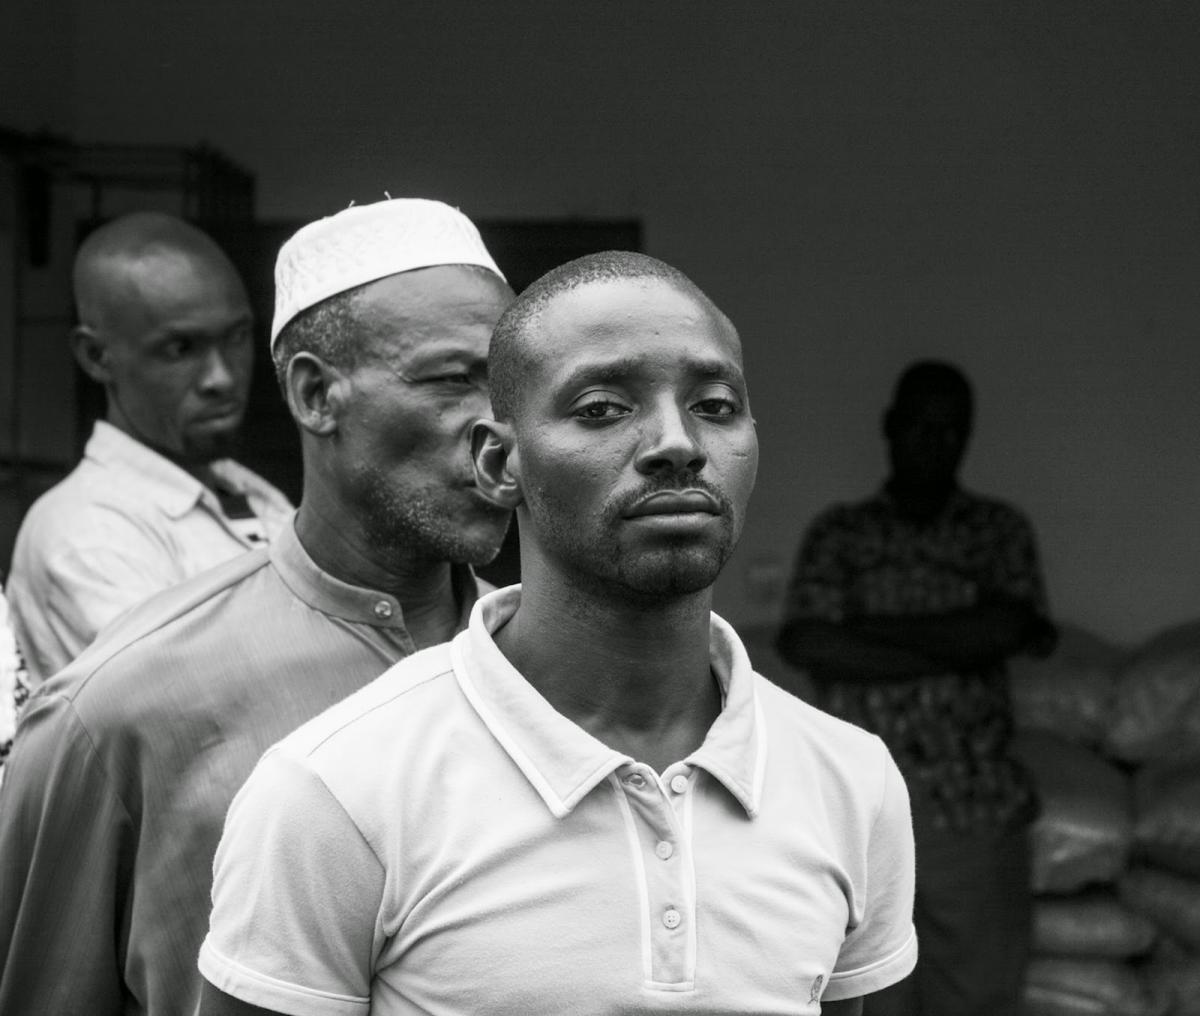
[624,489,721,518]
[194,404,244,424]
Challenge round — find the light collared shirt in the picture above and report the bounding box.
[201,586,917,1015]
[0,519,486,1016]
[7,420,293,682]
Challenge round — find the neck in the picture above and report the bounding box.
[886,475,956,522]
[294,496,462,649]
[495,566,721,771]
[104,409,221,490]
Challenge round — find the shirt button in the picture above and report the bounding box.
[669,774,689,794]
[655,841,674,860]
[662,908,682,929]
[374,600,393,619]
[625,773,647,789]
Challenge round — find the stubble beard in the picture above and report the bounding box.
[359,468,510,568]
[180,425,241,465]
[525,482,739,602]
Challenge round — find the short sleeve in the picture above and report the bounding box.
[781,509,856,625]
[822,743,918,1001]
[199,750,385,1016]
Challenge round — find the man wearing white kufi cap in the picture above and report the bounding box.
[0,198,514,1016]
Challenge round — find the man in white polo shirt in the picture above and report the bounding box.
[198,252,917,1016]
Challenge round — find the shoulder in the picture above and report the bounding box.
[268,641,460,768]
[757,675,881,750]
[756,676,897,797]
[12,465,97,539]
[210,459,292,507]
[952,489,1037,533]
[38,550,274,724]
[12,468,169,563]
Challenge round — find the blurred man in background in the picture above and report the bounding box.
[777,359,1056,1016]
[7,212,292,682]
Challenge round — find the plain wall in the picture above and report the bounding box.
[8,0,1200,645]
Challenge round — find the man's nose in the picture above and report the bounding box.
[198,345,237,393]
[635,401,707,476]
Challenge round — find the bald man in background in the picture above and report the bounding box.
[7,213,292,682]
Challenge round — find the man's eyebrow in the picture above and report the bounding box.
[556,358,639,390]
[556,356,744,391]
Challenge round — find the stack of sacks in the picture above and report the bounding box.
[1105,622,1200,1016]
[1008,625,1167,1016]
[1010,729,1165,1016]
[1008,623,1123,746]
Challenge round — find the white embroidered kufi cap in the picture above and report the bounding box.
[270,197,505,347]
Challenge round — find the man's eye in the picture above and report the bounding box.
[431,373,472,385]
[574,400,627,420]
[693,397,738,417]
[160,339,192,361]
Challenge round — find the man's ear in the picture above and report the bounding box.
[71,325,112,384]
[286,352,345,437]
[470,418,523,510]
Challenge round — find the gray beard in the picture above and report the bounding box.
[358,469,508,568]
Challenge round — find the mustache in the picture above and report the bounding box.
[610,474,733,517]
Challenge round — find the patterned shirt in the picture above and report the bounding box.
[781,487,1050,832]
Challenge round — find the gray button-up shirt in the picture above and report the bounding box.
[0,518,486,1016]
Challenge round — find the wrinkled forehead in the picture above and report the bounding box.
[355,264,514,357]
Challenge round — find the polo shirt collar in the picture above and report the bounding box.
[85,420,213,519]
[451,586,766,820]
[269,518,480,631]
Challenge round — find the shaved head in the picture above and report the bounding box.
[488,251,736,421]
[71,213,255,465]
[74,212,245,331]
[888,359,973,427]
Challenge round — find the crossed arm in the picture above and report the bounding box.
[777,597,1056,683]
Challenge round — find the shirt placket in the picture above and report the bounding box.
[200,488,269,547]
[614,762,696,990]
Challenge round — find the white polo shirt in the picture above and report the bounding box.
[200,587,916,1015]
